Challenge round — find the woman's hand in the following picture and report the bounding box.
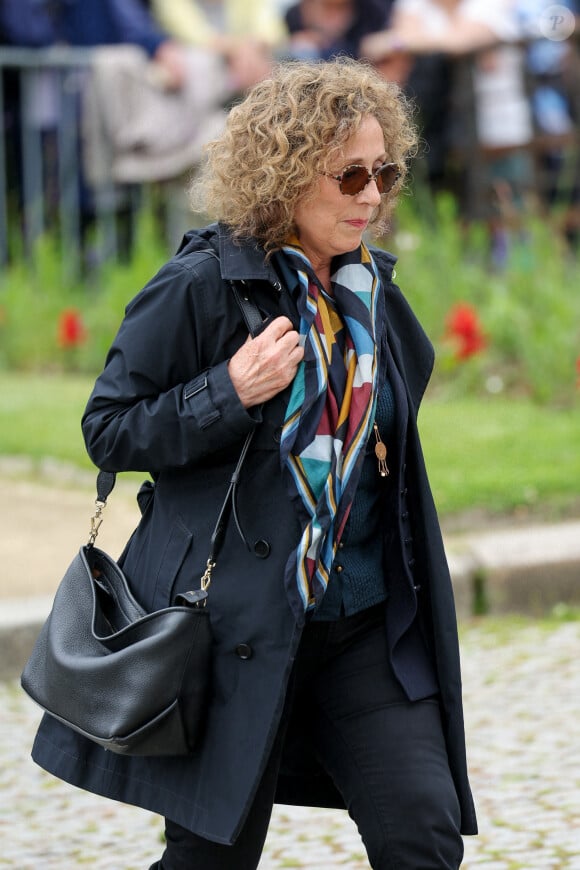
[228,316,304,408]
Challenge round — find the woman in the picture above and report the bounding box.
[31,58,477,868]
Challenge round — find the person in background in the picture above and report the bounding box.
[287,0,449,198]
[150,0,286,92]
[516,0,580,250]
[284,0,393,60]
[0,0,188,87]
[0,0,190,262]
[31,57,477,869]
[361,0,534,266]
[0,0,54,47]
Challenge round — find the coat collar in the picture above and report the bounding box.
[216,223,281,285]
[177,222,281,286]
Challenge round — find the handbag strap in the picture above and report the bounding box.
[230,280,264,335]
[88,278,266,598]
[194,279,266,592]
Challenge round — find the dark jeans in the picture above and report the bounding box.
[152,604,464,869]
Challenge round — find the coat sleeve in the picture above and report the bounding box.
[82,260,257,473]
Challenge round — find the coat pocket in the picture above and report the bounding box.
[154,515,194,606]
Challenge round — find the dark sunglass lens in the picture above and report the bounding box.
[379,164,399,193]
[340,166,368,195]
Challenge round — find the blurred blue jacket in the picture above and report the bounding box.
[0,0,166,54]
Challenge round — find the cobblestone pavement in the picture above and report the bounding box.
[1,618,579,869]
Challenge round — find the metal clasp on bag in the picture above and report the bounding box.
[87,499,106,547]
[200,558,215,592]
[174,558,215,609]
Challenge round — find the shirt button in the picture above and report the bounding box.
[253,539,271,559]
[235,643,253,660]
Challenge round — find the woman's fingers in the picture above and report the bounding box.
[228,317,304,408]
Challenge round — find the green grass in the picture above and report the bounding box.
[1,371,579,521]
[419,392,580,518]
[0,373,92,467]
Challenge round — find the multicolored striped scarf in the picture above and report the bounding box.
[280,239,381,614]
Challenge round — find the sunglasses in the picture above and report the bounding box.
[323,162,401,196]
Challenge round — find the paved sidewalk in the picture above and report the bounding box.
[2,618,579,868]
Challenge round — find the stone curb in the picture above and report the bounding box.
[2,521,580,683]
[446,519,580,619]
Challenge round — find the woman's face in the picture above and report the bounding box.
[293,114,386,275]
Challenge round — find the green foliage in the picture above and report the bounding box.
[0,236,74,371]
[0,193,579,408]
[385,193,580,406]
[0,209,169,374]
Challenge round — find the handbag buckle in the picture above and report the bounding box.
[172,558,215,609]
[174,588,209,608]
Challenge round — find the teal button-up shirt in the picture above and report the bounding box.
[313,377,398,620]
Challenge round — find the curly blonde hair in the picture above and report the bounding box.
[191,58,418,252]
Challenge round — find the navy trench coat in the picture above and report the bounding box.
[31,223,477,844]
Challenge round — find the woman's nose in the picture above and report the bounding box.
[358,178,382,206]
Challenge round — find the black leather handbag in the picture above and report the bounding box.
[21,280,264,757]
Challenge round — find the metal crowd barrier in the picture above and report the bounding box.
[447,37,580,224]
[0,45,148,279]
[0,41,578,278]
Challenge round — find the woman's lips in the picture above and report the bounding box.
[345,219,368,229]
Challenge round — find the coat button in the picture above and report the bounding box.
[235,643,253,660]
[254,539,271,559]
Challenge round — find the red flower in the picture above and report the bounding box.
[444,303,487,360]
[57,308,87,349]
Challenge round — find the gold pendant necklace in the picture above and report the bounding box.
[373,423,389,477]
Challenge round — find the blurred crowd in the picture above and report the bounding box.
[1,0,579,263]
